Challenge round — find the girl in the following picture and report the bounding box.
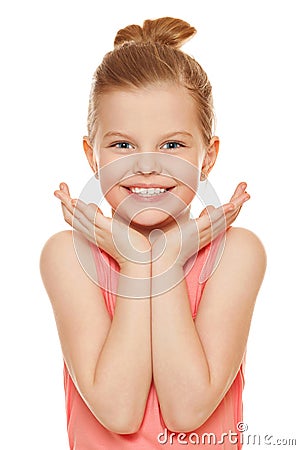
[40,17,266,449]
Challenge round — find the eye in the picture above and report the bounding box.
[113,142,134,150]
[161,141,185,150]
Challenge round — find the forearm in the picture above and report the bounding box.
[91,263,152,433]
[151,262,210,431]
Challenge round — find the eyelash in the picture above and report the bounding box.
[110,141,186,151]
[162,141,185,150]
[113,142,134,150]
[109,141,134,152]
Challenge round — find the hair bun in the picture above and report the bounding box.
[114,17,196,49]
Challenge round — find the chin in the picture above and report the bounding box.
[131,210,172,229]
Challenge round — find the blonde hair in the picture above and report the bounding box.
[87,17,215,148]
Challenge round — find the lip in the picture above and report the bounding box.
[121,183,176,189]
[120,185,176,202]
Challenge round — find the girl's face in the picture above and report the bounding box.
[88,83,214,232]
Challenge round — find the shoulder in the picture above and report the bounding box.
[199,227,267,314]
[226,226,266,263]
[41,229,73,248]
[221,226,267,280]
[40,230,100,303]
[206,227,267,289]
[40,230,94,279]
[40,230,78,286]
[40,230,74,265]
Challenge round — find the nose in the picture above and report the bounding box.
[133,152,162,175]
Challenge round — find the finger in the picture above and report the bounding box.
[54,191,79,230]
[199,205,216,218]
[72,201,113,241]
[229,184,247,208]
[230,182,247,201]
[197,196,249,246]
[54,190,74,211]
[228,192,250,210]
[55,191,97,240]
[61,203,74,227]
[71,198,103,215]
[197,204,227,226]
[208,203,235,221]
[208,207,239,238]
[72,202,98,232]
[62,205,94,240]
[199,203,236,234]
[224,195,250,226]
[59,182,70,195]
[72,199,109,230]
[72,199,99,222]
[54,187,71,201]
[195,211,228,247]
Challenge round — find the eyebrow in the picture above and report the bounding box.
[103,131,134,140]
[161,131,194,140]
[103,130,194,140]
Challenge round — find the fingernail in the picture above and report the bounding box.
[59,183,64,190]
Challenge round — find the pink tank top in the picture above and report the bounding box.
[63,235,245,449]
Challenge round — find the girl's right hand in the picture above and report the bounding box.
[54,183,151,270]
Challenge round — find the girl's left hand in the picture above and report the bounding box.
[151,182,250,268]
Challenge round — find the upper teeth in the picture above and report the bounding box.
[130,187,167,194]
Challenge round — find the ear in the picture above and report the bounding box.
[83,136,98,174]
[201,136,219,177]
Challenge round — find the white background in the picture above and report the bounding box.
[1,0,299,448]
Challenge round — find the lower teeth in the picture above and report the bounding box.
[136,193,163,197]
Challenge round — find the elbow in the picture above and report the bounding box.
[164,419,205,434]
[160,387,220,432]
[162,408,209,433]
[90,401,144,434]
[99,415,143,435]
[83,384,147,434]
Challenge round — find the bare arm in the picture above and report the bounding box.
[40,230,152,434]
[151,227,266,432]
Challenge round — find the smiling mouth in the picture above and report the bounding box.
[122,185,175,198]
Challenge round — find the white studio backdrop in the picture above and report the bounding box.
[0,0,299,448]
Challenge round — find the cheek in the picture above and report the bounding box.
[99,153,139,196]
[160,154,200,194]
[104,186,124,210]
[99,157,127,198]
[180,185,196,205]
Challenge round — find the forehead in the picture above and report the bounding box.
[96,83,201,137]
